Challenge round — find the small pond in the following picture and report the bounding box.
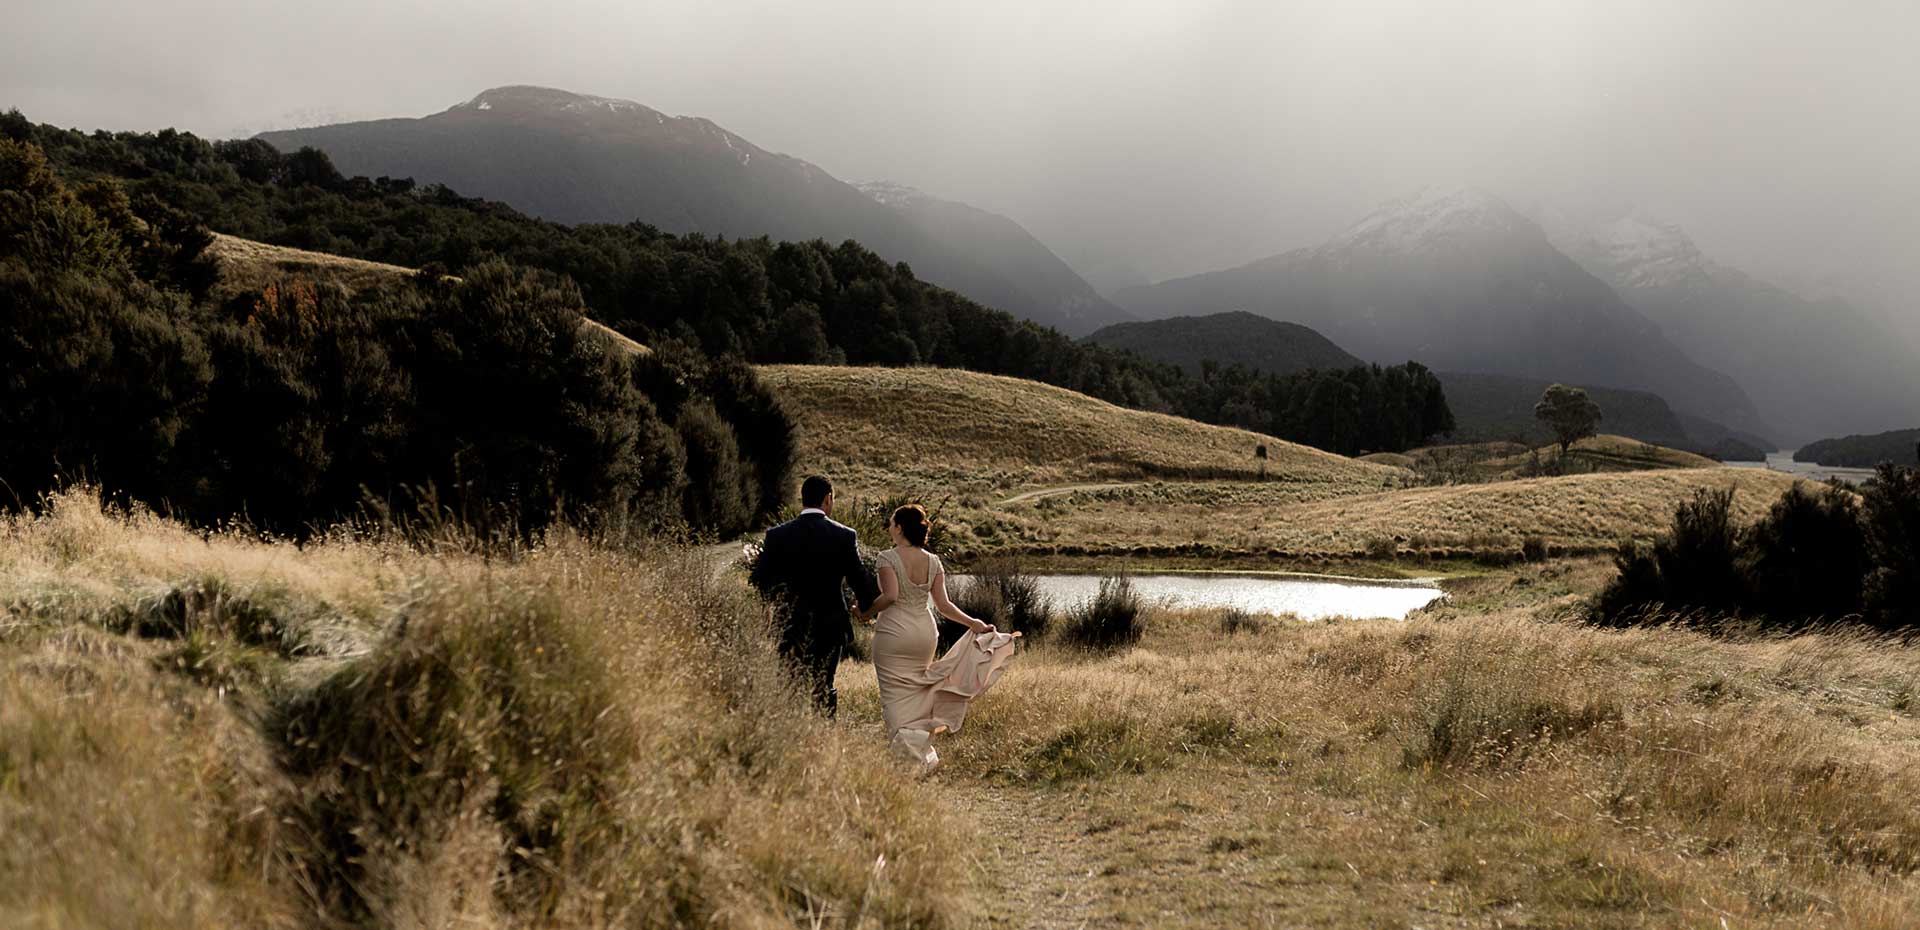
[958,573,1446,621]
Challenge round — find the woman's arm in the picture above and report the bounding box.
[871,562,899,615]
[931,569,992,633]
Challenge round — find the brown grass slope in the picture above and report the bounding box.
[0,491,965,929]
[204,233,651,357]
[759,364,1405,500]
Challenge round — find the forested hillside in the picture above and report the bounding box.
[1795,428,1920,468]
[3,111,1456,460]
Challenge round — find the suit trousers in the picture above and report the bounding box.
[781,638,845,717]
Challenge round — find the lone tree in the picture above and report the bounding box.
[1534,384,1603,454]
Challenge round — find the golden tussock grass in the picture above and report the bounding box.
[758,364,1406,500]
[0,490,963,929]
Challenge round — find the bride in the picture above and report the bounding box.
[865,504,1019,769]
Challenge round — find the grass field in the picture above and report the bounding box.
[848,558,1920,928]
[9,493,1915,928]
[760,363,1404,505]
[764,366,1807,563]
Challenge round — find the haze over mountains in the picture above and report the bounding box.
[260,86,1130,336]
[1539,208,1920,446]
[1113,188,1772,442]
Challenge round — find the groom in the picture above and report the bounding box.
[748,474,879,717]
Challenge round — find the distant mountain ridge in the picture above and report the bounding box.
[1794,428,1920,468]
[1083,311,1362,376]
[259,85,1129,335]
[1112,187,1771,440]
[1541,208,1920,446]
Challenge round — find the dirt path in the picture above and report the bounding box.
[997,483,1139,506]
[951,783,1108,929]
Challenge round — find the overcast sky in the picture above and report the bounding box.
[8,0,1917,315]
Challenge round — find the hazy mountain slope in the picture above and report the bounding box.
[1081,311,1362,376]
[854,182,1129,335]
[259,86,1126,335]
[1544,211,1920,446]
[1112,188,1769,438]
[1434,372,1693,448]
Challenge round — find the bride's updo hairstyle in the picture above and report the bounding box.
[890,504,931,548]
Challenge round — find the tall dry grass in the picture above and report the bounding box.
[0,490,968,929]
[835,559,1920,927]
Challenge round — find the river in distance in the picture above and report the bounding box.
[957,573,1446,621]
[1724,451,1879,484]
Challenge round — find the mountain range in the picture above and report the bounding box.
[259,86,1130,336]
[1111,187,1773,443]
[1539,209,1920,446]
[1084,311,1362,376]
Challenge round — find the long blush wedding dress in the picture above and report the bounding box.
[870,548,1018,768]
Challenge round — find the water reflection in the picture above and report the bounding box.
[960,573,1446,621]
[1724,451,1878,484]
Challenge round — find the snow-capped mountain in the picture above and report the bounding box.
[1543,206,1920,445]
[1113,187,1771,440]
[259,86,1126,335]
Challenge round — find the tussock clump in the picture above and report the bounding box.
[1217,607,1268,636]
[1059,574,1147,651]
[954,558,1053,638]
[1404,676,1622,770]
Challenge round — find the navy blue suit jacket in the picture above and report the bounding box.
[749,512,879,653]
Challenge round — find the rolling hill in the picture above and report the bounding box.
[757,364,1404,499]
[1083,311,1362,376]
[259,86,1130,335]
[1112,187,1770,439]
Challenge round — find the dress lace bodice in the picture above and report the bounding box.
[877,547,940,617]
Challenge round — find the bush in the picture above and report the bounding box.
[1218,607,1267,636]
[1059,574,1147,651]
[953,559,1053,640]
[1743,483,1871,626]
[1863,464,1920,630]
[1592,488,1744,627]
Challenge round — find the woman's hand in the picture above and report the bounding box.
[972,621,996,635]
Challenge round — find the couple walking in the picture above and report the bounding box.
[749,475,1018,768]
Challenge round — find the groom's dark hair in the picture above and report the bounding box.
[801,475,833,508]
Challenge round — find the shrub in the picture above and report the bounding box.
[1863,464,1920,630]
[1743,483,1871,626]
[1592,488,1744,627]
[1521,536,1549,563]
[1059,574,1147,651]
[953,559,1053,639]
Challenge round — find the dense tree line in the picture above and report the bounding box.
[3,111,1455,459]
[2,136,789,538]
[1794,428,1920,469]
[1592,468,1919,632]
[1184,360,1453,457]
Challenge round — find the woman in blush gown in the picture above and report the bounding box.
[865,504,1019,770]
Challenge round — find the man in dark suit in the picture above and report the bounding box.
[748,474,879,716]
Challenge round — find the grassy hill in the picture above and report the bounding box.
[760,364,1404,496]
[1375,434,1719,484]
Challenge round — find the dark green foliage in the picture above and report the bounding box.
[1534,384,1603,453]
[1796,429,1920,469]
[674,399,754,537]
[1060,575,1147,652]
[1743,484,1871,624]
[1592,488,1744,627]
[1862,465,1920,628]
[1594,475,1917,633]
[6,112,1455,458]
[0,266,212,509]
[0,136,781,538]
